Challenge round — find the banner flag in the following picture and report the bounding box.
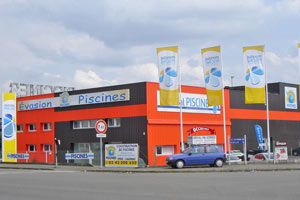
[2,93,17,162]
[157,46,179,106]
[254,125,264,150]
[201,46,223,106]
[243,45,266,104]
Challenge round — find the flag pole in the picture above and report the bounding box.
[220,49,227,154]
[179,55,184,152]
[264,46,271,161]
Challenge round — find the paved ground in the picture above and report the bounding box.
[1,158,300,173]
[0,168,299,200]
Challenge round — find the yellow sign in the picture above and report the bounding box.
[157,46,179,106]
[201,46,223,106]
[243,45,266,104]
[2,93,17,162]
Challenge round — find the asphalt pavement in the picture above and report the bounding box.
[1,158,300,173]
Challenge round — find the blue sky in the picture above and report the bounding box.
[1,0,300,113]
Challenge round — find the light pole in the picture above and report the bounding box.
[230,76,234,87]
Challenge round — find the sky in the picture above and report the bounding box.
[1,0,300,114]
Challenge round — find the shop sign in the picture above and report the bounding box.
[9,82,75,97]
[188,127,215,135]
[65,153,94,160]
[105,144,139,168]
[7,153,29,159]
[188,136,216,145]
[18,89,130,111]
[285,87,297,109]
[157,91,221,114]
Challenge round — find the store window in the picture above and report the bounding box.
[73,120,101,129]
[43,123,52,131]
[17,124,23,133]
[156,145,174,155]
[108,118,120,127]
[28,124,36,132]
[28,144,36,152]
[43,144,52,152]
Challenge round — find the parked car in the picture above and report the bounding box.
[166,145,226,169]
[247,149,267,160]
[230,150,244,160]
[292,147,300,156]
[250,153,274,162]
[226,155,242,163]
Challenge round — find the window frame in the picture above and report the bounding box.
[156,145,174,156]
[28,144,36,152]
[42,123,52,131]
[107,118,121,128]
[43,144,52,152]
[28,124,36,132]
[17,124,23,133]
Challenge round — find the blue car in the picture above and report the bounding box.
[166,145,226,168]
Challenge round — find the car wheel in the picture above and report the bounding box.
[214,159,224,167]
[293,152,298,156]
[176,160,184,169]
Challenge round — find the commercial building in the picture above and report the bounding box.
[12,82,300,166]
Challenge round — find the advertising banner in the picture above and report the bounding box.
[254,125,264,150]
[2,93,17,162]
[157,46,179,106]
[201,46,223,106]
[285,87,297,109]
[157,91,220,114]
[105,144,139,168]
[274,142,288,161]
[243,46,266,104]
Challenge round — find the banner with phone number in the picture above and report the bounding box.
[105,144,139,168]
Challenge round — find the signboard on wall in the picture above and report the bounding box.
[157,91,221,114]
[285,87,297,109]
[105,144,139,168]
[188,136,217,145]
[18,89,130,111]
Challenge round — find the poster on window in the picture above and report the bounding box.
[105,144,139,168]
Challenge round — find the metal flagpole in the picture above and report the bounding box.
[179,53,184,152]
[220,49,227,154]
[264,46,271,161]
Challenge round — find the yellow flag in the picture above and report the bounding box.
[201,46,223,106]
[2,93,17,162]
[157,46,179,106]
[243,46,266,104]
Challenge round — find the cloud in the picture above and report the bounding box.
[265,51,299,84]
[73,70,118,89]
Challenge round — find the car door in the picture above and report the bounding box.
[184,146,206,165]
[203,146,220,164]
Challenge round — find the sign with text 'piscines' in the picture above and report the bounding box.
[17,89,130,111]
